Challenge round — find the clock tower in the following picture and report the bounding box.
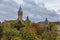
[17,6,23,22]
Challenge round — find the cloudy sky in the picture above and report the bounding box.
[0,0,60,22]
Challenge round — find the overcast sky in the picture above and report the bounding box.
[14,0,60,14]
[0,0,60,22]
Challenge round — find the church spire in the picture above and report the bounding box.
[26,16,31,22]
[45,18,48,22]
[45,18,49,24]
[26,16,29,21]
[18,6,23,13]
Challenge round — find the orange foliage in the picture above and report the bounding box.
[30,22,44,34]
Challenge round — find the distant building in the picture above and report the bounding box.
[38,18,49,25]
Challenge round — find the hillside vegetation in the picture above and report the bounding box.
[0,21,58,40]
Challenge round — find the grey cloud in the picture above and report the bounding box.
[58,10,60,13]
[0,0,19,21]
[22,0,60,22]
[0,0,60,22]
[0,0,3,3]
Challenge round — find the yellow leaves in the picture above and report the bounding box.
[29,27,37,36]
[12,37,22,40]
[56,34,60,40]
[0,20,57,40]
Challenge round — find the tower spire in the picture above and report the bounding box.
[45,18,48,22]
[26,16,31,22]
[26,16,29,21]
[18,6,23,13]
[19,6,22,11]
[45,18,49,24]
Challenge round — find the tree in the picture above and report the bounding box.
[14,21,24,30]
[3,26,21,40]
[0,26,3,40]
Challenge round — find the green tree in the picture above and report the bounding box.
[0,26,3,40]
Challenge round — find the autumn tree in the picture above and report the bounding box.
[0,26,3,40]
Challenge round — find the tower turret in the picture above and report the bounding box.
[26,16,29,21]
[26,16,31,22]
[45,18,48,22]
[45,18,49,24]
